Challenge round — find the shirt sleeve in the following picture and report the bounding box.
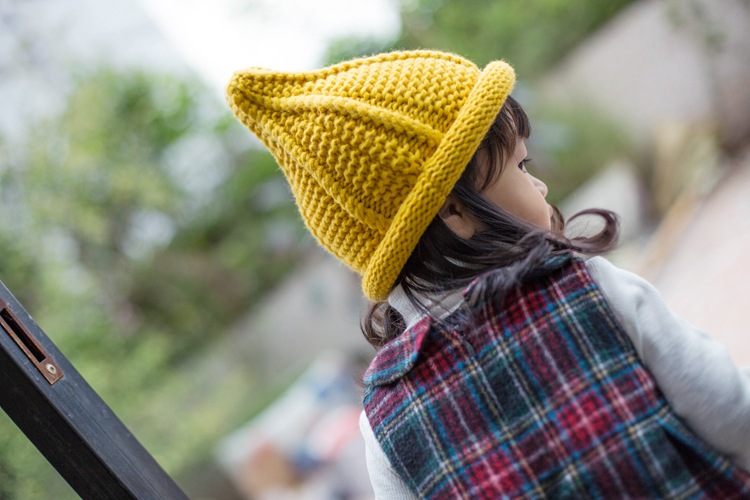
[586,256,750,471]
[359,411,419,500]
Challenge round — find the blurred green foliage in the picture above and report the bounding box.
[326,0,638,202]
[327,0,636,79]
[0,1,640,496]
[0,67,307,496]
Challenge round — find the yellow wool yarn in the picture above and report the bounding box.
[226,50,515,301]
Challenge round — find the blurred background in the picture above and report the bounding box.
[1,0,749,498]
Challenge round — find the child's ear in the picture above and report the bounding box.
[438,196,477,239]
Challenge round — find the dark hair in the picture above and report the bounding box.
[362,96,619,348]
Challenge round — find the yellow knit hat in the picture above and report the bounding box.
[226,50,515,300]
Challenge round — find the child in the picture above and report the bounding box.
[226,50,750,498]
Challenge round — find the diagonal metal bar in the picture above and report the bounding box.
[0,280,188,499]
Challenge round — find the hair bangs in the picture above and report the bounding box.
[470,95,532,191]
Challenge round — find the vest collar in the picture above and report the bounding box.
[364,285,464,386]
[364,255,576,387]
[388,284,464,329]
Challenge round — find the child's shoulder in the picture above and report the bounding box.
[584,255,655,300]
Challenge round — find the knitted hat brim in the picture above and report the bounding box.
[361,60,516,301]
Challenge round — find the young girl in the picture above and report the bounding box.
[226,50,750,498]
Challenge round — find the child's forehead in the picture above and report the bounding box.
[499,136,527,160]
[516,137,528,151]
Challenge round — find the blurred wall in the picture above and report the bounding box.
[543,0,750,149]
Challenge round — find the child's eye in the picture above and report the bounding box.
[518,158,531,173]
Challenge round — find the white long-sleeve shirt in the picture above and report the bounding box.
[360,256,750,499]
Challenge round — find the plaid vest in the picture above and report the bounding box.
[363,258,750,499]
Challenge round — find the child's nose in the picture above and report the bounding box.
[532,175,548,198]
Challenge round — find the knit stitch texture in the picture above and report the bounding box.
[226,50,515,300]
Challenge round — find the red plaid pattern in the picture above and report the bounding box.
[363,258,750,498]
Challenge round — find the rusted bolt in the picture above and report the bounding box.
[46,364,57,375]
